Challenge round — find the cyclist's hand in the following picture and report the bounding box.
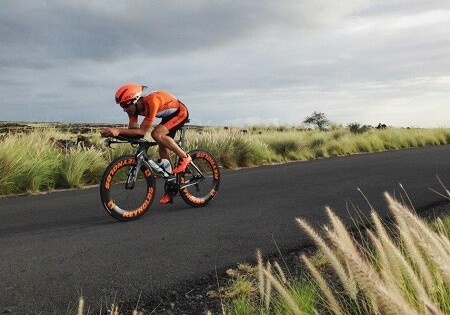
[100,127,119,137]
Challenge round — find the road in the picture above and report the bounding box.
[1,145,449,314]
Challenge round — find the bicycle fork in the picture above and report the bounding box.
[125,152,145,189]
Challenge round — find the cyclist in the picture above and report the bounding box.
[100,83,192,204]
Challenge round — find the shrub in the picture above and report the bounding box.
[348,123,372,134]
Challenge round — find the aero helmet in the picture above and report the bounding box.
[115,83,147,107]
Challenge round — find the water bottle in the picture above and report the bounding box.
[157,159,172,174]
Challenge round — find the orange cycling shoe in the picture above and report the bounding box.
[172,155,192,174]
[159,194,173,205]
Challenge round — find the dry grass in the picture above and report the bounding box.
[225,182,450,315]
[1,125,449,196]
[292,190,450,315]
[74,296,144,315]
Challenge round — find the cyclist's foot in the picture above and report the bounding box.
[172,155,192,174]
[159,194,173,205]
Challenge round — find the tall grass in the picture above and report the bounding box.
[0,130,108,195]
[56,149,108,188]
[0,132,60,194]
[184,129,276,168]
[185,127,450,165]
[255,127,450,161]
[1,126,449,196]
[211,262,317,315]
[219,189,450,315]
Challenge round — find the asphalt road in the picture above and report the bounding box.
[1,145,449,314]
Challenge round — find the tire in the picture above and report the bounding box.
[179,150,220,207]
[100,155,156,221]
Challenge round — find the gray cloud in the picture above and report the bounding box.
[1,1,376,65]
[1,1,284,64]
[0,1,449,127]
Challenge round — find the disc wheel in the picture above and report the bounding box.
[179,150,220,207]
[100,155,156,221]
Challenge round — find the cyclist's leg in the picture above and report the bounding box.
[152,124,185,158]
[153,107,189,202]
[151,105,189,159]
[157,140,171,161]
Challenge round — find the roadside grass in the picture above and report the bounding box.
[1,126,449,196]
[0,129,109,194]
[56,148,108,188]
[184,128,276,168]
[74,296,143,315]
[214,184,450,315]
[0,131,60,194]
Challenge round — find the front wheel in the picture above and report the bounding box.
[179,150,220,207]
[100,155,156,221]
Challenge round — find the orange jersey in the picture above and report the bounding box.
[129,90,181,126]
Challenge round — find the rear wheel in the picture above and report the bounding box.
[100,155,156,221]
[179,150,220,207]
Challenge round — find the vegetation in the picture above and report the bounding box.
[0,123,449,196]
[0,128,109,195]
[215,184,450,315]
[347,123,373,134]
[303,111,331,131]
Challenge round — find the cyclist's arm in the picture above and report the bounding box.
[128,115,139,129]
[100,116,149,137]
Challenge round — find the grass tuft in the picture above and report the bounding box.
[220,183,450,315]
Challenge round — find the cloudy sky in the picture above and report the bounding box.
[1,1,449,127]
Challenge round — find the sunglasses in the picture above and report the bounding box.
[119,100,135,109]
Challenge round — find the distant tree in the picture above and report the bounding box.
[303,111,330,131]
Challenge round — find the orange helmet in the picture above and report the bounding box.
[114,83,147,107]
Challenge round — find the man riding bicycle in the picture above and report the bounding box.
[100,83,191,205]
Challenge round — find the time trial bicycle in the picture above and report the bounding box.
[100,124,220,221]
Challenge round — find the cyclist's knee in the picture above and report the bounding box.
[151,125,169,141]
[151,129,162,141]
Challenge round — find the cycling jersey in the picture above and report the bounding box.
[129,90,188,135]
[129,90,181,126]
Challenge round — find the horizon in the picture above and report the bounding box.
[0,119,447,130]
